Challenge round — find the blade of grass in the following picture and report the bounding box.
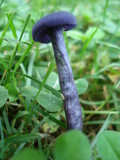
[0,57,8,70]
[94,63,120,75]
[12,71,61,98]
[7,13,17,39]
[29,63,54,110]
[91,115,112,149]
[13,111,31,120]
[26,50,35,86]
[103,0,109,23]
[20,63,27,75]
[0,118,4,160]
[84,110,120,115]
[84,120,120,125]
[0,13,13,46]
[80,98,120,106]
[98,79,120,110]
[13,41,34,72]
[5,133,42,144]
[0,0,4,7]
[3,108,12,134]
[85,79,120,121]
[9,14,31,69]
[38,137,42,151]
[0,69,7,85]
[18,121,25,132]
[13,143,26,156]
[64,32,70,57]
[96,41,120,50]
[25,49,36,112]
[80,27,98,58]
[112,92,120,131]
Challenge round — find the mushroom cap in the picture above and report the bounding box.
[32,11,77,43]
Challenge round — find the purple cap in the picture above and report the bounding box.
[32,11,77,43]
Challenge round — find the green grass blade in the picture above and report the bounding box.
[12,71,61,98]
[98,79,120,110]
[5,133,42,144]
[19,14,31,42]
[81,27,98,57]
[3,108,12,134]
[9,14,31,69]
[0,0,4,7]
[0,57,8,70]
[94,63,120,75]
[7,13,17,39]
[26,49,36,86]
[91,115,112,149]
[0,13,13,46]
[84,110,120,115]
[80,98,120,106]
[29,63,54,110]
[84,120,120,125]
[103,0,109,23]
[13,143,26,156]
[14,41,34,72]
[0,118,4,160]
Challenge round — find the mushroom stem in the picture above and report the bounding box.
[50,28,83,130]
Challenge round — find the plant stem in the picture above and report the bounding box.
[50,28,83,130]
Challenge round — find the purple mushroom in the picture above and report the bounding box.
[32,11,83,130]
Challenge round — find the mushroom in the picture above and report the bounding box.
[32,11,83,130]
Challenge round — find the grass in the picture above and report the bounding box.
[0,0,120,159]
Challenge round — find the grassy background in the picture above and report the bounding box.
[0,0,120,159]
